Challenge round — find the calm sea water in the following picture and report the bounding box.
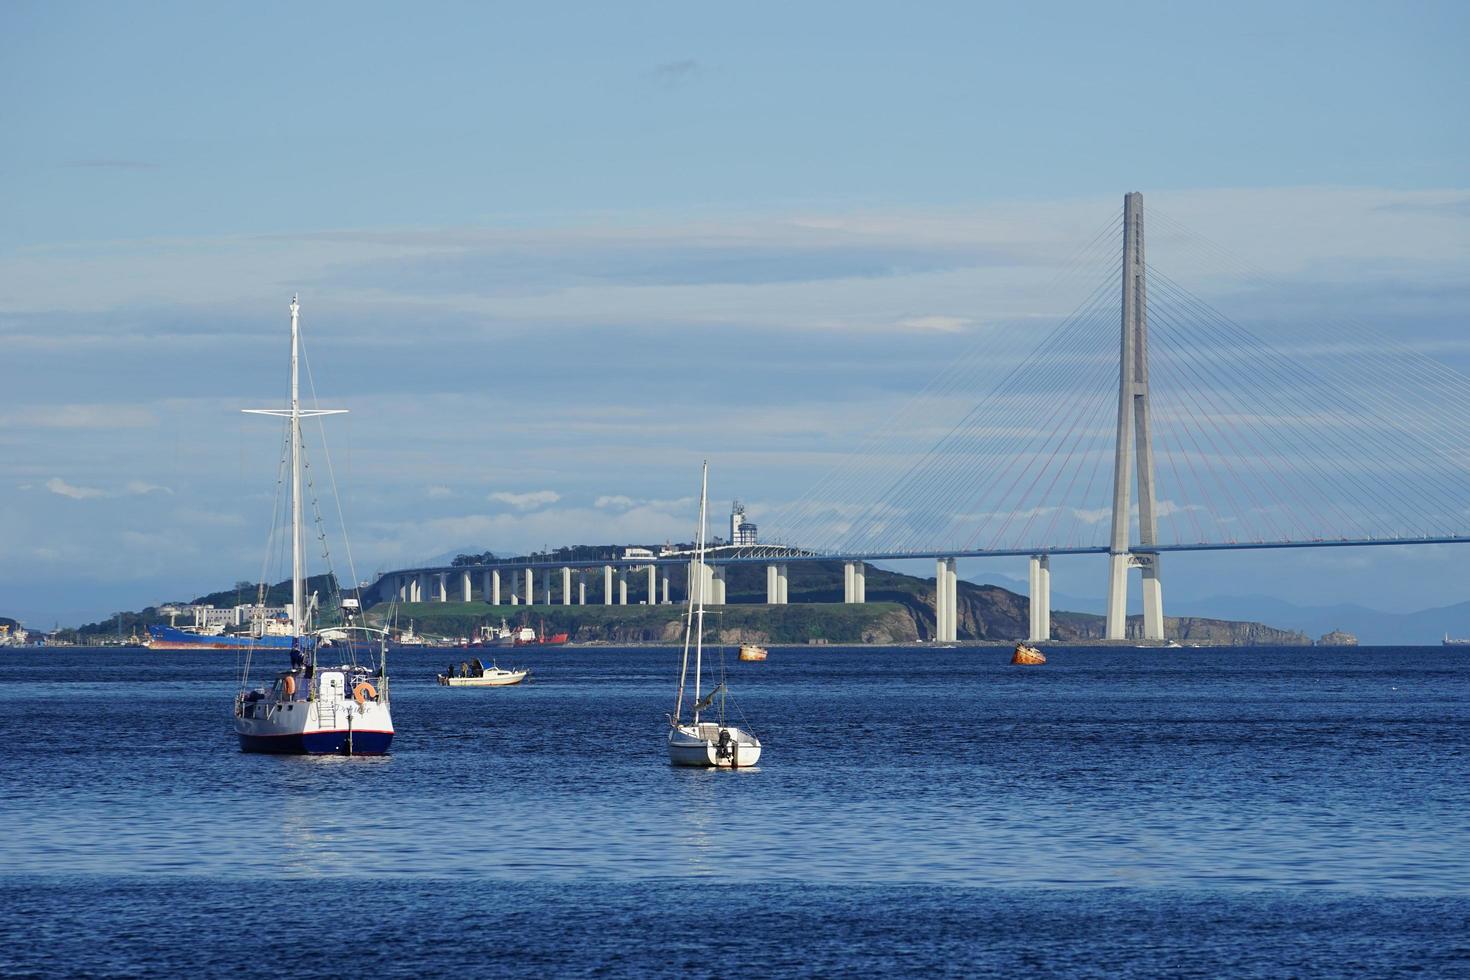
[2,644,1468,977]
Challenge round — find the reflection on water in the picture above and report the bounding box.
[2,645,1468,895]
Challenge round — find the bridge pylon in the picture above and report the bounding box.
[1106,192,1165,640]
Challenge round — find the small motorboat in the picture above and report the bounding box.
[438,657,530,687]
[1011,642,1046,665]
[738,644,768,662]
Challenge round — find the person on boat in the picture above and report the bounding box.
[470,658,484,675]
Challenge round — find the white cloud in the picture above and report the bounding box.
[124,481,173,496]
[897,315,971,333]
[595,495,636,509]
[45,477,105,500]
[488,489,561,511]
[426,485,454,499]
[0,405,157,430]
[595,494,695,512]
[42,477,170,499]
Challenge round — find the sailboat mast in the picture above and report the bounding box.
[692,461,708,726]
[289,296,305,635]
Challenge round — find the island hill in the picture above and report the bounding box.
[68,559,1308,646]
[382,559,1307,645]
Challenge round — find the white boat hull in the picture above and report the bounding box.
[439,669,528,687]
[668,722,761,768]
[235,695,393,754]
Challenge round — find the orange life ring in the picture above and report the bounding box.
[282,674,297,697]
[353,681,377,705]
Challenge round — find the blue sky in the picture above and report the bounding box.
[2,1,1468,627]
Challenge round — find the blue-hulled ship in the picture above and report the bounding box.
[146,624,296,651]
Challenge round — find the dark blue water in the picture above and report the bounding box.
[3,645,1468,977]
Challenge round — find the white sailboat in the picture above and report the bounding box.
[668,462,762,768]
[232,297,394,755]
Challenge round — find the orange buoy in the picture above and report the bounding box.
[353,681,377,705]
[282,674,297,696]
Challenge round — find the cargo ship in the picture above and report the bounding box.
[146,623,297,651]
[514,620,569,646]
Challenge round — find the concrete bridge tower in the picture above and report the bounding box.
[1106,192,1165,641]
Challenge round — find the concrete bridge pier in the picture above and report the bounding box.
[935,559,947,642]
[491,569,501,606]
[661,568,670,604]
[418,574,430,604]
[562,567,572,605]
[935,558,957,642]
[603,565,613,606]
[398,577,408,602]
[1028,555,1051,642]
[461,571,472,603]
[778,564,789,604]
[618,568,628,605]
[712,566,726,605]
[855,562,866,603]
[578,573,587,605]
[844,562,855,602]
[766,565,779,604]
[646,565,656,605]
[523,568,534,606]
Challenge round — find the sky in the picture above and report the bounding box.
[2,0,1468,628]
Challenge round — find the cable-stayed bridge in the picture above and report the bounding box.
[367,193,1470,641]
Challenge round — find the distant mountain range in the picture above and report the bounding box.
[984,572,1467,646]
[1164,595,1470,646]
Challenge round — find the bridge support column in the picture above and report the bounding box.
[947,558,958,641]
[481,570,492,602]
[578,574,586,605]
[1139,553,1163,640]
[1029,555,1051,642]
[854,562,866,603]
[712,566,726,605]
[646,565,656,605]
[603,565,613,605]
[844,562,856,603]
[662,568,670,604]
[778,564,789,604]
[766,565,779,604]
[523,568,534,606]
[418,574,430,604]
[461,571,472,603]
[398,578,407,602]
[562,567,572,605]
[935,559,947,642]
[935,558,957,642]
[618,568,628,605]
[491,569,501,606]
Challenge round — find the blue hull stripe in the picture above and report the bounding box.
[238,729,393,755]
[150,624,297,650]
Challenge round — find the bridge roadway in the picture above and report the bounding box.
[363,534,1470,644]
